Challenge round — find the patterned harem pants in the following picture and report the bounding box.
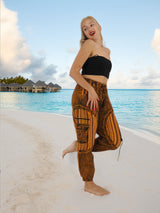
[71,77,123,182]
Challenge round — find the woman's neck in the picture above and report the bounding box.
[93,37,103,47]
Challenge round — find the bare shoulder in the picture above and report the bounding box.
[69,39,95,75]
[82,39,95,50]
[104,47,111,54]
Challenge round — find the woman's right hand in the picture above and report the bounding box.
[86,87,100,111]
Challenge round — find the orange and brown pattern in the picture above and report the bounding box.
[72,77,123,181]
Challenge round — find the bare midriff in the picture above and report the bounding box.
[82,74,108,85]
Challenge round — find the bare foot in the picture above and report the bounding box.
[62,140,77,158]
[84,181,110,196]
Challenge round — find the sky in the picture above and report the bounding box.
[1,0,160,89]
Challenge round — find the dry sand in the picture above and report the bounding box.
[0,109,160,213]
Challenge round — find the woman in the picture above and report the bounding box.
[62,16,123,196]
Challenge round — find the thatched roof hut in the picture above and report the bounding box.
[35,80,47,87]
[54,83,62,89]
[48,82,55,87]
[32,80,48,93]
[8,83,22,92]
[0,82,9,91]
[22,80,35,92]
[0,79,62,93]
[22,80,35,87]
[48,82,61,92]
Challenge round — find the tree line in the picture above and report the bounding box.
[0,76,28,84]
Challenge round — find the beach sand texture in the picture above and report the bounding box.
[1,109,160,213]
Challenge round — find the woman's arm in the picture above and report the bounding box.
[69,39,95,92]
[69,39,100,111]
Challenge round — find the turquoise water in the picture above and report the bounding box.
[0,89,160,137]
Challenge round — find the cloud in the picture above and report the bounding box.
[108,66,160,89]
[58,72,68,78]
[108,29,160,89]
[138,68,160,87]
[0,0,58,83]
[0,0,32,75]
[151,28,160,60]
[1,0,159,89]
[22,56,58,82]
[66,47,78,54]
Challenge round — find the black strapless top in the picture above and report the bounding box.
[81,55,112,79]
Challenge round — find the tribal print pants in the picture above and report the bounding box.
[71,77,123,182]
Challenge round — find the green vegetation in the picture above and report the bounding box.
[0,76,28,84]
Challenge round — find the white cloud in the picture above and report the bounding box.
[66,47,78,54]
[107,28,160,89]
[108,66,160,89]
[0,0,32,74]
[1,0,159,89]
[151,28,160,60]
[0,0,59,84]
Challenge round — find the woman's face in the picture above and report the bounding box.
[81,18,101,40]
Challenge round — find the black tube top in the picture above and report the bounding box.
[81,55,112,79]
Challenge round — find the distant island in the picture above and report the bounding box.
[0,76,62,93]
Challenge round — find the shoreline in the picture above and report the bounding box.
[1,108,160,145]
[1,88,160,139]
[1,108,160,213]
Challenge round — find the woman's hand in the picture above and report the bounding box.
[86,87,100,111]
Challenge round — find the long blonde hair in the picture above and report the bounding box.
[80,16,103,47]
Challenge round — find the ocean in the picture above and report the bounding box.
[0,89,160,139]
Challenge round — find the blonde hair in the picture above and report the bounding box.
[80,16,103,47]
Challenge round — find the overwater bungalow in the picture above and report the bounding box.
[22,80,35,92]
[0,82,9,91]
[32,80,49,93]
[48,82,61,92]
[8,83,22,92]
[0,80,62,93]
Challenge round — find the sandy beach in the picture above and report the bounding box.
[1,108,160,213]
